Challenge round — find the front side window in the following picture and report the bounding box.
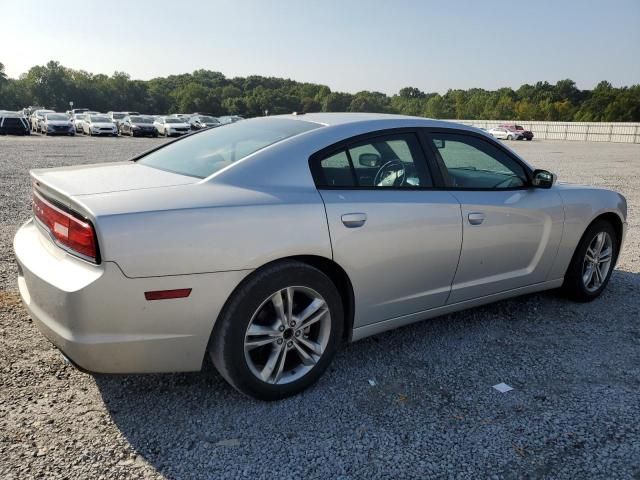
[139,117,321,178]
[428,133,528,189]
[315,133,432,188]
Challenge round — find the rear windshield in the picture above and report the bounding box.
[2,118,26,127]
[138,117,321,178]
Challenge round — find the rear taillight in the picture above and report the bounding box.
[32,191,98,263]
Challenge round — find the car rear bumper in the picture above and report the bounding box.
[14,219,249,373]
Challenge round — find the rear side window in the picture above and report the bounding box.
[139,118,321,178]
[314,133,432,189]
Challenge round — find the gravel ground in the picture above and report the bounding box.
[0,135,639,479]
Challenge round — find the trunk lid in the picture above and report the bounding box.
[30,161,198,197]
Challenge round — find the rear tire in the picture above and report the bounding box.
[210,260,343,400]
[506,135,513,140]
[562,220,618,302]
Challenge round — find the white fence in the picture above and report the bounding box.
[448,120,640,144]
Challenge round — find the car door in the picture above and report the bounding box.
[311,130,463,328]
[423,130,564,304]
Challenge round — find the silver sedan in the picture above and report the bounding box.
[14,113,627,400]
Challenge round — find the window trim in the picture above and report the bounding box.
[420,128,535,191]
[309,128,437,191]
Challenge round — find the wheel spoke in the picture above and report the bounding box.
[297,298,326,323]
[260,344,284,383]
[598,247,612,263]
[271,290,289,328]
[245,336,279,350]
[285,287,294,326]
[298,306,328,331]
[593,265,603,288]
[247,324,280,337]
[293,341,316,366]
[297,336,322,356]
[272,345,288,384]
[583,265,594,288]
[585,247,597,263]
[593,232,606,255]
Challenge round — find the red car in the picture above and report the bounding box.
[500,124,534,141]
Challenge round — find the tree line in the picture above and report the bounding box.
[1,61,639,121]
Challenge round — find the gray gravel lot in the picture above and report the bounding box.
[0,135,639,479]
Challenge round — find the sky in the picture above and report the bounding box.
[2,0,639,95]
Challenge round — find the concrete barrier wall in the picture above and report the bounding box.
[448,120,640,143]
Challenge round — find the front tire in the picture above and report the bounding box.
[210,260,344,400]
[562,220,618,302]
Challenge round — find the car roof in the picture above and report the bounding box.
[275,112,478,131]
[210,113,517,186]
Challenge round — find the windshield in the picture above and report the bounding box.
[47,114,68,121]
[112,113,126,119]
[199,116,218,123]
[90,116,111,123]
[165,118,182,124]
[138,117,321,178]
[131,116,152,123]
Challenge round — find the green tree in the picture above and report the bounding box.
[322,92,352,112]
[1,62,639,122]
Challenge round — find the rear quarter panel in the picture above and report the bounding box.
[81,184,332,277]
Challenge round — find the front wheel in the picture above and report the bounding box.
[562,220,618,302]
[210,261,344,400]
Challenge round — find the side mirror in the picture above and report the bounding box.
[359,153,382,167]
[433,138,446,149]
[532,169,555,188]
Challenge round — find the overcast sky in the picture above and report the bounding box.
[3,0,639,94]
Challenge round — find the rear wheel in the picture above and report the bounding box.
[562,220,618,302]
[210,261,343,400]
[506,134,513,140]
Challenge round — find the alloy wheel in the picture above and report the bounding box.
[582,231,613,292]
[244,286,331,385]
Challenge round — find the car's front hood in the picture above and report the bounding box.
[30,161,198,197]
[89,122,116,128]
[47,121,72,126]
[165,123,190,128]
[132,123,155,128]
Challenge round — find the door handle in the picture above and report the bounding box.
[341,213,367,228]
[468,212,485,225]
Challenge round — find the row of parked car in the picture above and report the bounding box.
[0,106,243,137]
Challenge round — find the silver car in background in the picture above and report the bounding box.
[81,114,118,136]
[154,116,191,136]
[488,126,522,141]
[14,113,627,400]
[40,113,75,136]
